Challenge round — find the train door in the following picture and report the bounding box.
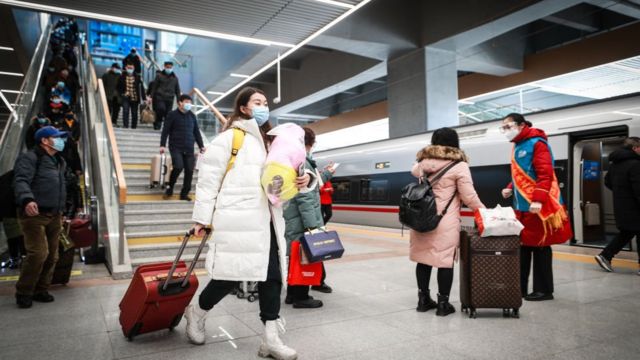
[571,135,626,248]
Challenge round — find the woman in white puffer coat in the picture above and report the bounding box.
[185,87,311,360]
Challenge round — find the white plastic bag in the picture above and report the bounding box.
[475,205,524,237]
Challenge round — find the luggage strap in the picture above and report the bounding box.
[226,128,246,172]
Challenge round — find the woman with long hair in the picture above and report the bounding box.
[185,87,310,360]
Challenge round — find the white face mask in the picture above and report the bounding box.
[504,128,520,141]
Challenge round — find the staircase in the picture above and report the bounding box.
[114,124,206,270]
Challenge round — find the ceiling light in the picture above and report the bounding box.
[314,0,355,9]
[201,0,373,110]
[458,99,475,105]
[0,89,24,94]
[0,71,23,77]
[207,91,224,95]
[0,90,15,113]
[230,73,250,78]
[0,0,295,48]
[0,46,14,51]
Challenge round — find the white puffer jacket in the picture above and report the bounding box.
[192,119,289,283]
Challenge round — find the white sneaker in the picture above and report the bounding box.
[258,319,297,360]
[185,304,207,345]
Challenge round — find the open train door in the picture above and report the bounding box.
[570,126,627,248]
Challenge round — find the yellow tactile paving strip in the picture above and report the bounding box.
[128,235,198,246]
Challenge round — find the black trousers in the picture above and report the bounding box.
[168,151,195,196]
[153,99,173,130]
[321,204,332,225]
[109,97,120,125]
[122,97,139,129]
[199,223,282,323]
[415,263,454,296]
[521,246,554,295]
[601,230,640,262]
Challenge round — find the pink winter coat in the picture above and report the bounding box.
[409,145,485,268]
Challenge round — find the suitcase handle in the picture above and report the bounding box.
[163,227,212,291]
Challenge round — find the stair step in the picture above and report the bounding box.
[126,219,193,234]
[127,229,190,239]
[128,241,208,258]
[130,255,206,267]
[126,185,192,195]
[125,200,194,211]
[125,208,193,222]
[125,193,195,202]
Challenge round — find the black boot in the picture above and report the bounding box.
[436,294,455,317]
[416,290,437,312]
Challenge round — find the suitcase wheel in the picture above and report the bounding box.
[169,313,183,331]
[127,322,143,341]
[511,308,520,319]
[247,294,257,302]
[469,308,477,319]
[461,305,468,313]
[502,308,511,318]
[236,291,245,299]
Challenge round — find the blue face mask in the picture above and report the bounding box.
[57,81,65,88]
[51,137,66,152]
[183,103,193,112]
[126,68,134,75]
[52,98,62,104]
[164,68,173,74]
[113,69,121,74]
[252,106,270,126]
[37,118,48,125]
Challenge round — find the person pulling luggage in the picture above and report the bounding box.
[160,94,205,201]
[500,113,573,301]
[186,87,312,360]
[410,127,485,316]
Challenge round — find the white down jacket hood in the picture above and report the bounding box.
[192,119,288,283]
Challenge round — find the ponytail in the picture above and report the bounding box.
[503,113,532,127]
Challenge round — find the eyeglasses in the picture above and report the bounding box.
[498,122,517,133]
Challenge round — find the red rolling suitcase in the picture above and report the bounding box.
[119,228,211,341]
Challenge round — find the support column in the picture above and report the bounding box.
[387,47,458,138]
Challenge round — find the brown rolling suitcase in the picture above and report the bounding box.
[150,153,171,188]
[459,230,522,319]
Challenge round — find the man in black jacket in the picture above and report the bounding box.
[160,94,204,201]
[101,63,121,126]
[595,137,640,275]
[150,61,180,130]
[122,48,142,75]
[13,126,68,308]
[117,62,145,129]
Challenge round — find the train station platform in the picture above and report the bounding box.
[0,223,638,360]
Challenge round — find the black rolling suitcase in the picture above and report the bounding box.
[459,231,522,318]
[52,245,75,285]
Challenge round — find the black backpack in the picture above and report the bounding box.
[0,152,44,220]
[399,161,460,233]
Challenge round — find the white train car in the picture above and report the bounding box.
[315,95,640,247]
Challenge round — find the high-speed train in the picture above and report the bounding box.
[315,94,640,247]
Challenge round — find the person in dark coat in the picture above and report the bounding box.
[25,113,51,150]
[117,62,145,129]
[45,97,69,128]
[160,94,204,201]
[101,63,122,126]
[595,137,640,275]
[150,61,181,130]
[122,48,142,75]
[13,126,68,308]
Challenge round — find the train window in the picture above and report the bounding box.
[360,179,389,202]
[332,180,351,201]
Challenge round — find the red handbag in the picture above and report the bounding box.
[287,240,322,286]
[69,214,97,248]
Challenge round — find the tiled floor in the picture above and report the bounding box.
[0,224,638,359]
